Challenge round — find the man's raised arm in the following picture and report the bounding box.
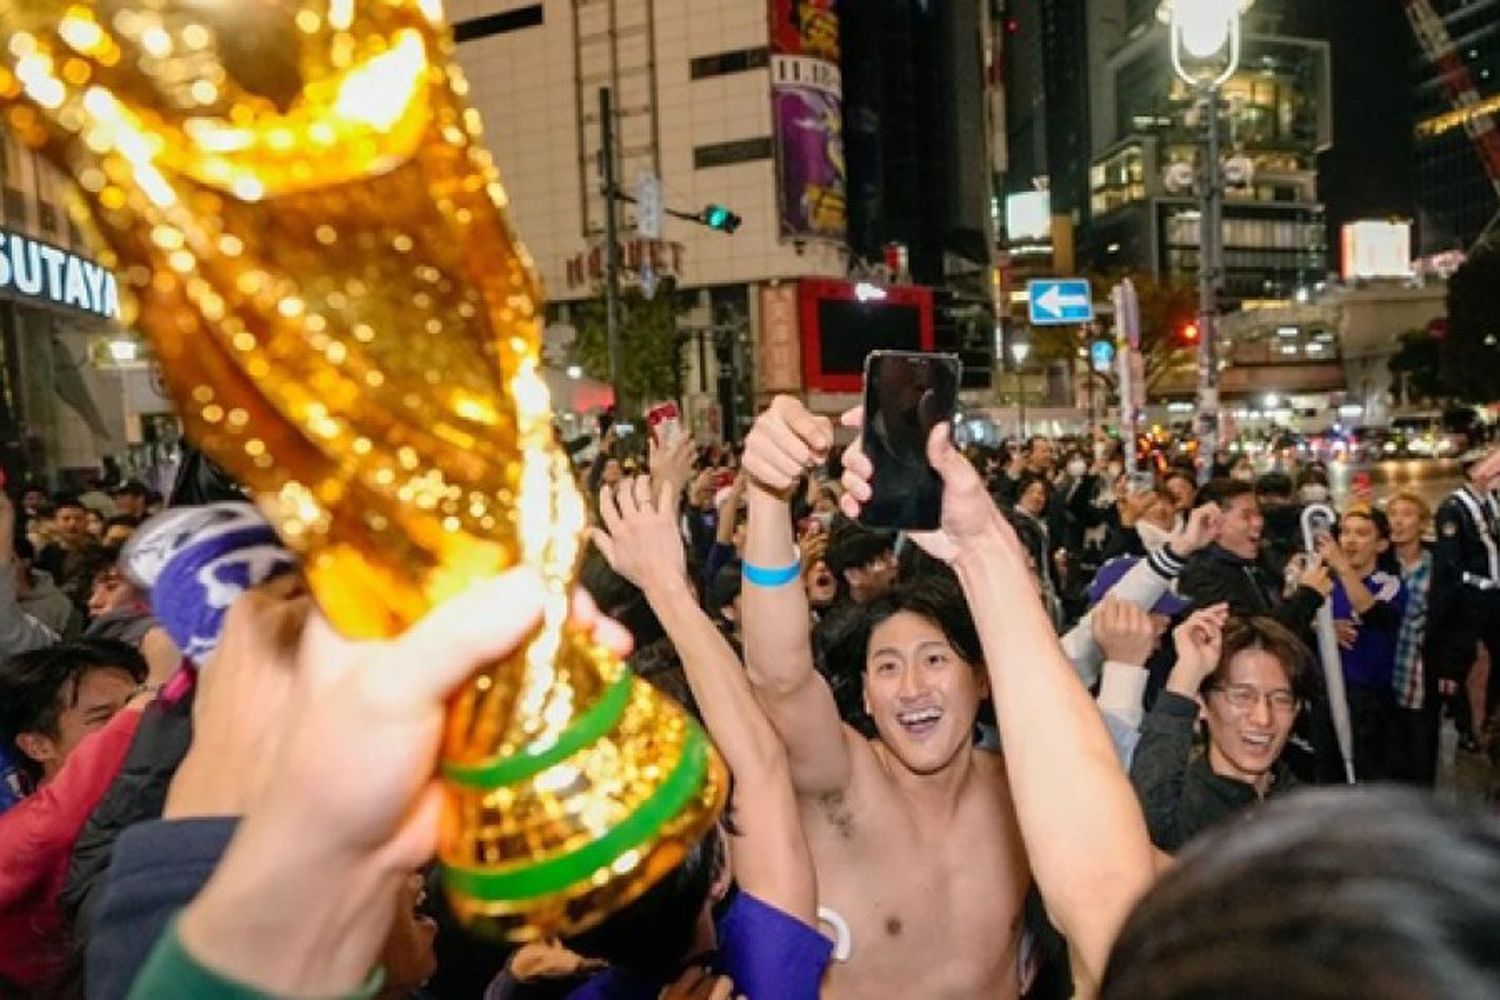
[839,418,1156,994]
[739,397,853,795]
[593,476,815,920]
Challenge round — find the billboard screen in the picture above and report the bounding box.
[769,1,847,242]
[798,278,933,393]
[1341,220,1412,280]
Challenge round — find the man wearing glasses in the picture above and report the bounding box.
[1129,606,1314,852]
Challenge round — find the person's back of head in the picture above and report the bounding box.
[1102,787,1500,999]
[565,830,725,978]
[0,640,147,784]
[825,522,896,600]
[1255,472,1293,505]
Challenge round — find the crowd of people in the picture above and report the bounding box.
[2,400,1499,1000]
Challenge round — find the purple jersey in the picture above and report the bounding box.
[1329,570,1406,689]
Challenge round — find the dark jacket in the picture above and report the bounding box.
[1259,501,1304,577]
[1129,691,1297,852]
[86,816,235,1000]
[62,691,195,944]
[1177,544,1323,635]
[1428,484,1500,683]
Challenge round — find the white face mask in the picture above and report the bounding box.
[1107,462,1123,479]
[1231,468,1256,483]
[1299,484,1330,504]
[1066,459,1088,478]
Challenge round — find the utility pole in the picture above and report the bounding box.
[599,86,623,409]
[1195,88,1223,483]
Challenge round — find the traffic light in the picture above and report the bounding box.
[1178,321,1201,347]
[701,204,742,233]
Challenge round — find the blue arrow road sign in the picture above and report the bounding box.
[1027,278,1094,325]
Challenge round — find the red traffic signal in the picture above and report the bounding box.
[1178,321,1201,346]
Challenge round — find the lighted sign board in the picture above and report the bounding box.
[1005,191,1052,244]
[0,228,120,319]
[1340,220,1412,281]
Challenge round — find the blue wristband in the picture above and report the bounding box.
[743,552,801,588]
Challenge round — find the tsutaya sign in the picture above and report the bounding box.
[0,227,121,320]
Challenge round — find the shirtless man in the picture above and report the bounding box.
[741,397,1156,998]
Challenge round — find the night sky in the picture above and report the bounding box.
[1310,0,1417,238]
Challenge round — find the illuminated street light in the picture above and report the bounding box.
[1165,0,1247,86]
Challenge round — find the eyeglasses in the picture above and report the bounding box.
[1209,683,1299,715]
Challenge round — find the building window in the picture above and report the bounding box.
[690,47,769,80]
[38,201,58,235]
[453,4,542,43]
[694,137,773,169]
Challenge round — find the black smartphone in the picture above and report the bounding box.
[860,351,961,530]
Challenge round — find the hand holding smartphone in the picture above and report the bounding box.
[859,351,961,531]
[646,400,681,446]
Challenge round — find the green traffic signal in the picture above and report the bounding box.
[702,204,742,233]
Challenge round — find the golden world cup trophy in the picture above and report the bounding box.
[0,0,724,937]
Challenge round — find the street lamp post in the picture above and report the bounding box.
[1010,338,1031,438]
[1167,0,1243,482]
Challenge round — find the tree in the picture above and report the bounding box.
[1031,270,1198,397]
[570,281,687,413]
[1440,248,1500,404]
[1389,327,1454,405]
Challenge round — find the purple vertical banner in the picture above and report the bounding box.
[769,0,847,242]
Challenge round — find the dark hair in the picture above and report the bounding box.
[858,575,984,672]
[578,543,664,650]
[112,481,148,498]
[824,523,895,581]
[1163,467,1196,488]
[1295,467,1330,489]
[1255,472,1293,500]
[1210,616,1314,702]
[1102,787,1500,1000]
[566,830,724,977]
[168,446,246,506]
[706,563,742,618]
[1195,477,1254,510]
[0,640,148,779]
[1341,505,1391,541]
[1015,472,1051,505]
[51,493,86,514]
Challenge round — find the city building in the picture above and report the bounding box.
[1410,0,1500,254]
[449,0,1001,437]
[1086,0,1333,303]
[997,0,1344,426]
[0,133,170,489]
